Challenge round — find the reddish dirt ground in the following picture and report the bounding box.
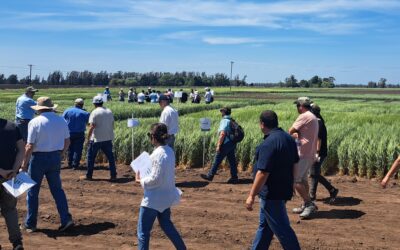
[1,164,400,250]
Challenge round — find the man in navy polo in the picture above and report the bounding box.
[15,86,38,142]
[63,98,90,170]
[246,110,300,250]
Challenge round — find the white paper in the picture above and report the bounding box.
[130,152,152,179]
[127,118,140,128]
[200,118,211,131]
[2,172,37,198]
[210,90,215,96]
[174,91,183,98]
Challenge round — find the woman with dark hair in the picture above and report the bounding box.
[309,104,339,202]
[136,123,186,250]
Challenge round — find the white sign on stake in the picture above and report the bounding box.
[174,91,183,98]
[127,118,140,128]
[2,172,37,198]
[200,118,211,131]
[130,151,152,179]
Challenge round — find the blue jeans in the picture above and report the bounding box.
[86,140,117,178]
[209,141,237,178]
[25,151,72,228]
[15,118,30,142]
[252,198,300,250]
[137,206,186,250]
[68,132,85,167]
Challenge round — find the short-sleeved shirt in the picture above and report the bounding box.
[218,115,232,144]
[149,93,158,103]
[292,111,319,159]
[204,91,212,102]
[137,93,145,103]
[27,112,70,152]
[160,105,179,135]
[89,107,114,142]
[15,94,37,120]
[317,117,328,157]
[254,128,299,200]
[63,107,90,133]
[0,119,22,170]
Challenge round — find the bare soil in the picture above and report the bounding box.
[1,164,400,250]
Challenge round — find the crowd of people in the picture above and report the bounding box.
[0,86,399,250]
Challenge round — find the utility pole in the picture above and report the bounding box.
[230,61,234,91]
[28,64,33,84]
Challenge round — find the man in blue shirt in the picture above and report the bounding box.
[15,86,38,142]
[149,90,158,103]
[201,107,238,184]
[63,98,89,169]
[246,110,300,250]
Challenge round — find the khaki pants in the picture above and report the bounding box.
[0,185,22,244]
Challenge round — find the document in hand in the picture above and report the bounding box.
[130,151,152,179]
[2,172,37,198]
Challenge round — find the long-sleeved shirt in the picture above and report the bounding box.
[140,146,181,212]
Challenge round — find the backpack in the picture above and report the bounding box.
[210,95,214,103]
[228,118,245,143]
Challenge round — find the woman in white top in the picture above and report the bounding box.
[136,123,186,250]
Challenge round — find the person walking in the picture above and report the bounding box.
[289,97,319,219]
[246,110,300,250]
[128,87,136,103]
[0,118,25,250]
[159,95,179,149]
[83,95,117,181]
[104,86,112,101]
[135,123,186,250]
[381,156,400,188]
[201,107,239,184]
[62,98,90,170]
[20,97,74,233]
[118,88,125,102]
[204,88,212,104]
[309,104,339,202]
[15,86,38,142]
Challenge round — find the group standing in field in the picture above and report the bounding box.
[1,86,399,250]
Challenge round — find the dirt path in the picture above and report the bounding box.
[1,164,400,250]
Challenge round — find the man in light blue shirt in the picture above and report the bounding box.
[149,90,158,103]
[63,98,90,169]
[15,86,38,142]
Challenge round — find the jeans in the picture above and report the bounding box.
[208,141,237,178]
[309,156,334,198]
[86,140,117,178]
[0,186,22,244]
[15,118,30,142]
[252,198,300,250]
[68,132,85,168]
[25,151,72,228]
[137,206,186,250]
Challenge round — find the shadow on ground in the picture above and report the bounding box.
[319,196,362,206]
[176,181,209,188]
[38,222,116,238]
[312,209,365,220]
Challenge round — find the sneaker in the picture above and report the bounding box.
[299,202,318,219]
[309,193,316,201]
[200,174,213,181]
[12,241,24,250]
[20,224,37,233]
[227,177,239,184]
[329,188,339,203]
[292,204,305,214]
[59,220,74,232]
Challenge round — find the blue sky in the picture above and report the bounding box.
[0,0,399,84]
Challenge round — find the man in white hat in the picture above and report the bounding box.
[15,86,38,142]
[83,95,117,181]
[62,98,90,170]
[20,97,74,233]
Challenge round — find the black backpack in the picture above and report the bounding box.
[228,118,245,143]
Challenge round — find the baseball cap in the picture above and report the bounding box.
[74,98,84,105]
[310,103,321,114]
[26,86,38,93]
[294,97,312,106]
[92,95,104,104]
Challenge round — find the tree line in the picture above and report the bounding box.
[0,71,247,87]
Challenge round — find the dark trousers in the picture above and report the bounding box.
[310,156,335,198]
[86,140,117,178]
[208,141,237,178]
[15,118,30,142]
[252,198,300,250]
[0,186,22,244]
[68,132,85,168]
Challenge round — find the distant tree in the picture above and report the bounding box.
[47,71,64,85]
[367,81,377,88]
[285,75,299,87]
[0,74,5,84]
[309,75,322,87]
[299,79,310,88]
[378,78,387,88]
[7,74,18,85]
